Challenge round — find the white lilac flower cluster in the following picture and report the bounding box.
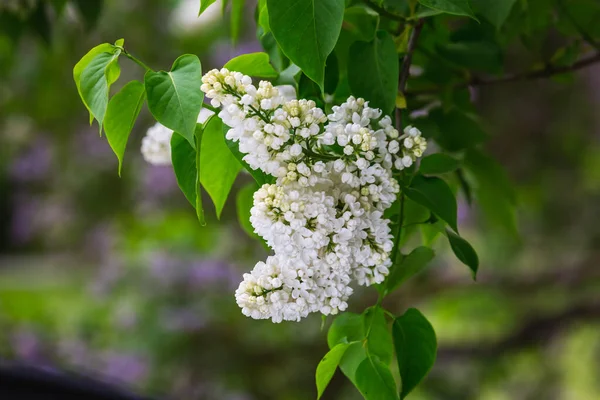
[141,122,173,166]
[200,68,427,323]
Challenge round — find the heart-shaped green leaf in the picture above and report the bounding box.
[267,0,345,89]
[145,54,203,148]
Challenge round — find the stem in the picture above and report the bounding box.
[396,19,425,132]
[248,105,270,124]
[406,52,600,96]
[388,19,423,275]
[302,147,337,161]
[121,49,152,72]
[202,103,220,113]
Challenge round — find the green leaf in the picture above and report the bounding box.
[200,117,241,219]
[386,246,435,293]
[104,80,146,175]
[471,0,518,29]
[236,183,259,239]
[393,308,437,399]
[343,6,380,42]
[171,132,198,207]
[231,0,244,43]
[429,109,487,152]
[194,125,206,225]
[80,49,122,132]
[224,124,275,186]
[316,341,356,399]
[258,0,270,33]
[224,52,278,78]
[324,51,339,95]
[364,307,393,364]
[328,312,365,347]
[267,0,345,89]
[403,175,458,232]
[145,54,203,148]
[260,32,289,72]
[73,43,115,124]
[419,153,460,175]
[446,229,478,278]
[199,0,217,15]
[417,0,478,20]
[327,313,366,382]
[348,30,399,115]
[355,355,399,400]
[170,124,206,224]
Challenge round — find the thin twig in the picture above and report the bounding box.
[387,20,425,298]
[396,19,425,131]
[120,49,152,72]
[406,52,600,96]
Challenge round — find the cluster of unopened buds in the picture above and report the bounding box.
[142,68,427,322]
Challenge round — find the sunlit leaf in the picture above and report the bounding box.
[104,80,146,175]
[224,52,278,78]
[199,0,217,15]
[200,117,241,218]
[80,49,122,132]
[73,43,115,124]
[231,0,244,43]
[316,341,356,399]
[236,183,259,239]
[145,54,203,148]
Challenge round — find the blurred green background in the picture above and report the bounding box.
[1,1,599,399]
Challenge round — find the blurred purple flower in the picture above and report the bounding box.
[11,327,42,362]
[188,260,239,289]
[100,352,148,385]
[457,197,471,225]
[9,138,53,182]
[72,129,114,165]
[148,252,184,286]
[142,165,178,198]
